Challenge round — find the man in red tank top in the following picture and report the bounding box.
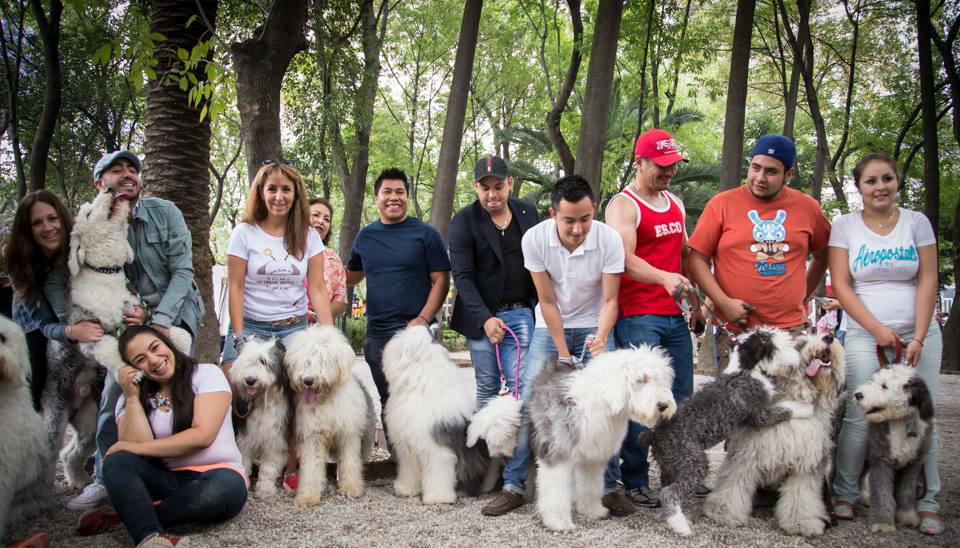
[604,128,704,508]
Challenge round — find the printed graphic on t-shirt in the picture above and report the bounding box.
[748,209,790,276]
[850,243,918,274]
[255,248,303,296]
[654,220,683,238]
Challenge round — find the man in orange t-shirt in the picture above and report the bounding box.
[688,134,830,368]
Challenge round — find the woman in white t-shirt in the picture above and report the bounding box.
[221,161,334,368]
[828,152,943,534]
[79,325,247,548]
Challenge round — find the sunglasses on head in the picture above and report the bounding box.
[261,158,294,167]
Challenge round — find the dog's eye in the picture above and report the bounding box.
[881,383,888,390]
[0,333,6,344]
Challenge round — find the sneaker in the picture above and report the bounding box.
[66,482,109,511]
[601,491,636,517]
[693,483,712,498]
[9,532,50,548]
[136,533,190,548]
[481,490,525,516]
[625,486,661,508]
[283,471,299,492]
[77,509,122,536]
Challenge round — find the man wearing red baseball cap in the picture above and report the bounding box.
[604,128,704,508]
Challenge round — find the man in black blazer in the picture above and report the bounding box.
[449,155,539,516]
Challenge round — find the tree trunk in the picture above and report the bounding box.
[429,0,483,242]
[231,0,309,182]
[916,0,939,235]
[545,0,582,177]
[932,20,960,149]
[943,195,960,372]
[781,9,805,139]
[719,0,756,190]
[27,0,63,191]
[0,8,28,199]
[574,0,625,198]
[142,0,220,364]
[665,0,692,118]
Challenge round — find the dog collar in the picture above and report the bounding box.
[86,264,125,275]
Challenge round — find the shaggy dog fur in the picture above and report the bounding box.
[639,327,812,537]
[0,316,53,543]
[705,333,846,537]
[229,337,292,496]
[854,365,934,533]
[382,326,490,504]
[530,345,677,532]
[466,394,523,458]
[285,325,375,506]
[41,190,192,488]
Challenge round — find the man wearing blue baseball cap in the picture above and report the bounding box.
[64,150,204,511]
[686,135,831,368]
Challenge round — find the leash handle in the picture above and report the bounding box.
[495,324,521,400]
[876,338,904,367]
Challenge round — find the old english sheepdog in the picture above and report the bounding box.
[285,325,375,506]
[229,337,292,496]
[382,325,490,504]
[530,345,677,532]
[466,394,523,458]
[854,365,934,533]
[0,316,53,543]
[639,327,813,537]
[705,332,846,537]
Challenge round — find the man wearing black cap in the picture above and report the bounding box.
[449,155,538,515]
[65,150,204,510]
[687,135,830,368]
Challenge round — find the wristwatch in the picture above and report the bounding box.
[231,332,247,349]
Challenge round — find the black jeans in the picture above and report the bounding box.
[102,451,247,544]
[25,330,48,411]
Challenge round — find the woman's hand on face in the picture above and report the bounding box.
[68,320,104,342]
[905,339,923,367]
[869,325,902,349]
[117,365,143,398]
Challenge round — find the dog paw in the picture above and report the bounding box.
[870,522,896,534]
[254,483,278,497]
[666,513,693,536]
[782,518,825,537]
[541,515,576,532]
[704,500,748,526]
[421,492,457,505]
[338,483,364,498]
[393,481,421,497]
[579,504,609,520]
[294,493,322,507]
[896,510,919,527]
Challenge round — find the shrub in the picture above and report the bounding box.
[345,317,366,354]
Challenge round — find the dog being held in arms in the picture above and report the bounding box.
[854,364,934,533]
[705,332,846,537]
[285,325,375,506]
[382,325,491,504]
[638,327,814,537]
[530,345,677,532]
[228,336,292,496]
[0,316,53,545]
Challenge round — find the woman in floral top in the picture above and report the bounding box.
[308,198,348,318]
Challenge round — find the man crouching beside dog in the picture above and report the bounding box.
[62,150,204,512]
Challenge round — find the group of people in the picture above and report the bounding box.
[1,126,945,547]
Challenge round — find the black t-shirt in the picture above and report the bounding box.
[498,216,534,304]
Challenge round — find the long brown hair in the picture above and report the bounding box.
[308,197,335,246]
[3,190,74,302]
[119,324,198,435]
[243,162,311,260]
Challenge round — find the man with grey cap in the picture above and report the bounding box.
[449,155,539,515]
[687,135,830,368]
[65,150,204,510]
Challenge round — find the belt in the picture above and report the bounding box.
[496,301,529,312]
[263,315,305,327]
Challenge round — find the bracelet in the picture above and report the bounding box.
[417,315,429,324]
[910,338,924,347]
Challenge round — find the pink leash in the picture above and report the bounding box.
[494,324,521,400]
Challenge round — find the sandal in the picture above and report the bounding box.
[918,511,944,535]
[832,500,855,520]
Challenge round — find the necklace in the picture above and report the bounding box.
[492,217,510,236]
[150,392,173,410]
[865,207,898,229]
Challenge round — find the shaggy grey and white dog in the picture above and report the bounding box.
[0,316,52,543]
[286,325,375,506]
[705,333,846,537]
[229,337,292,497]
[530,345,676,531]
[855,365,934,533]
[382,326,490,504]
[639,327,812,536]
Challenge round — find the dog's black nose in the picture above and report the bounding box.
[303,376,315,387]
[657,402,669,412]
[244,377,256,386]
[854,392,863,401]
[823,335,834,344]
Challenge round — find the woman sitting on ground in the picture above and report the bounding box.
[78,325,247,548]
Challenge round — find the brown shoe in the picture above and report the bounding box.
[482,490,525,516]
[602,491,636,517]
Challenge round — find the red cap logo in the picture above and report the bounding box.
[634,128,689,167]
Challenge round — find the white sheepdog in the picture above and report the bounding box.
[705,333,846,537]
[0,316,52,543]
[382,326,491,504]
[285,325,375,506]
[228,337,291,496]
[529,346,677,531]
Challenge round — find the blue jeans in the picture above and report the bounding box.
[220,316,309,364]
[103,451,247,544]
[523,326,621,493]
[466,307,534,493]
[613,314,694,490]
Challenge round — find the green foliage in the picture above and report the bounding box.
[345,317,366,354]
[441,328,467,353]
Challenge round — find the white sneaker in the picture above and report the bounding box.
[66,482,109,510]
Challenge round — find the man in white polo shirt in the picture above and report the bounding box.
[519,174,633,516]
